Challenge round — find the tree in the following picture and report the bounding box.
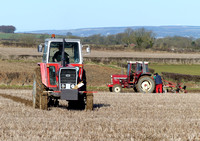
[0,25,16,33]
[66,32,72,36]
[122,28,134,46]
[133,28,155,49]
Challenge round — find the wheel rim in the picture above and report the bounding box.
[114,87,120,93]
[141,80,152,92]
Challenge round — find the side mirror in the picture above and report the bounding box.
[86,46,90,53]
[38,44,43,52]
[82,44,90,54]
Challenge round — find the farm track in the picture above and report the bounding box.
[0,89,200,140]
[1,47,200,59]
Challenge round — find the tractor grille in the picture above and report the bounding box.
[60,68,77,84]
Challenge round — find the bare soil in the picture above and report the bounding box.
[0,60,121,87]
[0,47,200,140]
[0,89,200,140]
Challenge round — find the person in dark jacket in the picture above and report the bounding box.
[155,73,163,93]
[53,45,69,63]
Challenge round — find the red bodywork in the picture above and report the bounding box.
[40,63,83,89]
[107,74,127,88]
[107,61,151,89]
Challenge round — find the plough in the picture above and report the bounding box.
[163,79,187,93]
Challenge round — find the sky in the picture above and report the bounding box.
[0,0,200,32]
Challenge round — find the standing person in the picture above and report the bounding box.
[153,73,156,80]
[155,73,163,93]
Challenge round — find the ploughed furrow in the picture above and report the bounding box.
[0,93,32,107]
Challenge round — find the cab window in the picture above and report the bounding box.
[48,42,80,64]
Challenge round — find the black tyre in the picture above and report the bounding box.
[133,86,137,92]
[136,76,155,93]
[32,67,48,110]
[109,87,113,92]
[113,84,122,93]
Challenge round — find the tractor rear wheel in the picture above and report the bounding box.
[32,67,48,110]
[113,84,122,93]
[136,76,155,93]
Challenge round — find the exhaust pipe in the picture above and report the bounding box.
[61,38,66,67]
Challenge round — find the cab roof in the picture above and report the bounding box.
[45,38,80,42]
[127,61,149,64]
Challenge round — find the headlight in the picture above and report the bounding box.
[61,84,65,89]
[70,84,75,89]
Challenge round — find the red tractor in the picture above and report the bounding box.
[32,35,93,110]
[107,61,155,93]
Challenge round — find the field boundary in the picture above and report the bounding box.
[84,57,200,64]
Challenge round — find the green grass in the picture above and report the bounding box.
[85,61,122,70]
[0,85,32,89]
[186,87,200,93]
[149,64,200,75]
[0,33,66,40]
[87,86,108,91]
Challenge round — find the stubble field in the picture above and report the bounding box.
[0,89,200,140]
[1,47,200,140]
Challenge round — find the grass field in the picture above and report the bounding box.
[0,33,64,40]
[149,64,200,75]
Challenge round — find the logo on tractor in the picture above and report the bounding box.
[65,74,71,77]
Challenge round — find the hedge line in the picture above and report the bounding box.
[161,72,200,82]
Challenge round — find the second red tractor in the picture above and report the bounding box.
[107,61,155,93]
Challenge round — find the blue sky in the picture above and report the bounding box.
[0,0,199,32]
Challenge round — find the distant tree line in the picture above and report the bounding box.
[0,25,16,33]
[153,36,200,52]
[80,28,155,50]
[1,26,200,52]
[74,28,200,52]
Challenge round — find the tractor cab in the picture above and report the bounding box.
[39,38,82,65]
[127,61,151,83]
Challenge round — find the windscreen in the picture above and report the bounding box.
[49,42,80,64]
[136,63,142,71]
[144,64,149,72]
[127,63,130,75]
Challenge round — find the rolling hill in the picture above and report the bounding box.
[27,26,200,38]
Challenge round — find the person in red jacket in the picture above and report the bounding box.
[154,73,163,93]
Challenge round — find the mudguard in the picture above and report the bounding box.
[40,63,48,87]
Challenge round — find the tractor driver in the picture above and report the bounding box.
[130,64,136,82]
[52,44,69,64]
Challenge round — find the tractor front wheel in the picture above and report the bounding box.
[109,87,113,92]
[113,85,122,93]
[32,67,48,110]
[86,93,93,110]
[136,76,155,93]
